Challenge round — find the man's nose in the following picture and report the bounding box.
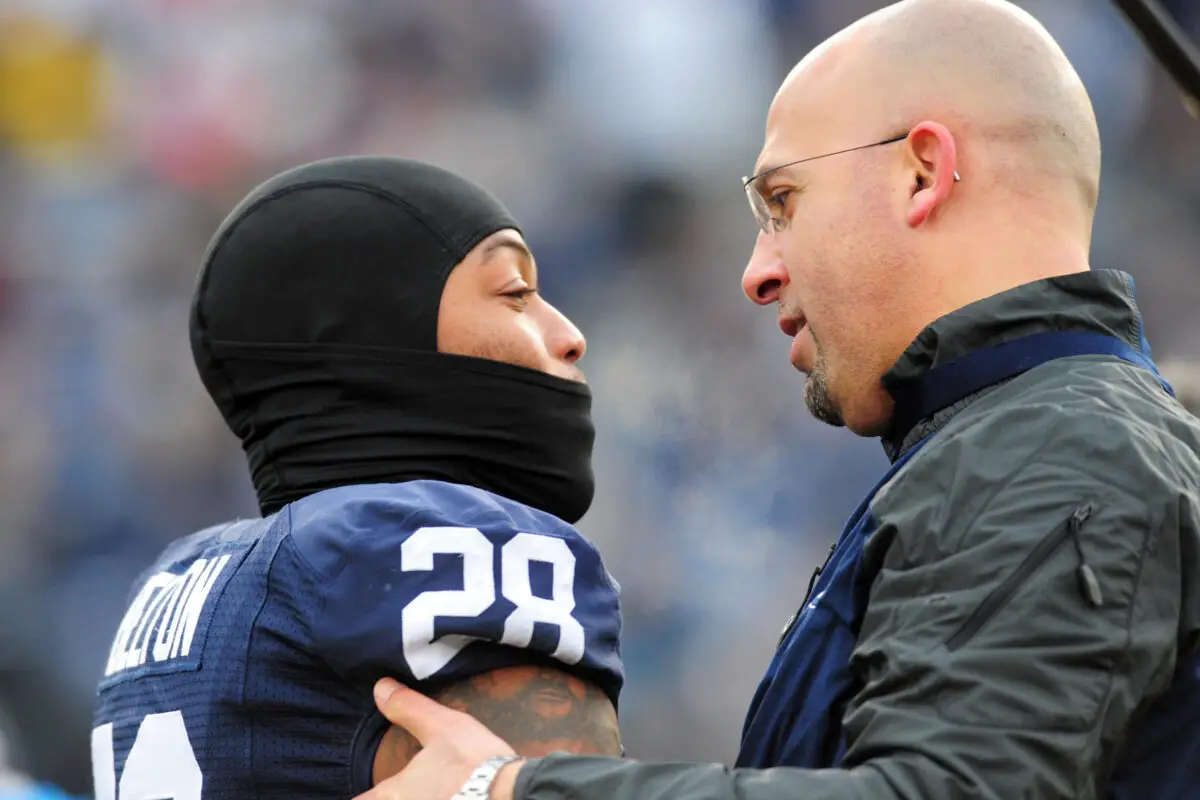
[742,232,788,305]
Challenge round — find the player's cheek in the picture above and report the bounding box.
[519,315,557,370]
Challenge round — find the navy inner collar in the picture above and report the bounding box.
[877,271,1169,459]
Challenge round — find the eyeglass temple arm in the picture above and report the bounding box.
[1111,0,1200,119]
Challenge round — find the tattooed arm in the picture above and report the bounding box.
[372,665,620,783]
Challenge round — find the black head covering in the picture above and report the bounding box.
[190,156,595,522]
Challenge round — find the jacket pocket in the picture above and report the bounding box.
[945,502,1097,652]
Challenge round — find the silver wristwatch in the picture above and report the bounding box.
[452,755,523,799]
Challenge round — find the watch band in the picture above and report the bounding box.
[452,755,523,799]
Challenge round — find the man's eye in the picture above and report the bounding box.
[768,190,792,231]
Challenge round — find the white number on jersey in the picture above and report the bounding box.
[499,533,585,662]
[400,527,497,680]
[401,527,586,680]
[92,711,202,800]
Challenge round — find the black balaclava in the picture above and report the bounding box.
[190,156,595,523]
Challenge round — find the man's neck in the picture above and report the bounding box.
[932,225,1091,323]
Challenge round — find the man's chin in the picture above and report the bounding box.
[804,399,847,428]
[826,388,896,438]
[803,374,845,428]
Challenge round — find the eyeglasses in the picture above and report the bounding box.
[741,131,960,234]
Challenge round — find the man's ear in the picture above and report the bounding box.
[905,121,959,228]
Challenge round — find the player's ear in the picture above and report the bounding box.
[905,121,959,228]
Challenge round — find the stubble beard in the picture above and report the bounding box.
[803,349,845,428]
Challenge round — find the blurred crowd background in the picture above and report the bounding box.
[0,0,1197,794]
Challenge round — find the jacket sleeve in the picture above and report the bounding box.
[513,422,1185,800]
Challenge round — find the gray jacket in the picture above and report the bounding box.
[514,270,1200,799]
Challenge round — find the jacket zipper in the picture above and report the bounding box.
[778,540,838,646]
[946,502,1099,652]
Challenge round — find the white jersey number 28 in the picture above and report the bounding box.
[92,710,202,799]
[401,527,586,680]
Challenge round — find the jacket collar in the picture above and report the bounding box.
[880,270,1152,460]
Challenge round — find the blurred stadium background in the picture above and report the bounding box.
[0,0,1196,794]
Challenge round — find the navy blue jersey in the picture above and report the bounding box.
[91,481,623,799]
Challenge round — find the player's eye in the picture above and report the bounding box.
[502,288,537,309]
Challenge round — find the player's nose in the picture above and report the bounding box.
[742,232,788,306]
[545,302,586,365]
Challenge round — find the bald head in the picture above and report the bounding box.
[771,0,1101,214]
[743,0,1102,436]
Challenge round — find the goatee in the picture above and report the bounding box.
[804,354,845,428]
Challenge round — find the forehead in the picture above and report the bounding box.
[478,227,526,250]
[756,35,873,173]
[756,102,836,177]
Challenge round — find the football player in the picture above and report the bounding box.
[91,157,623,798]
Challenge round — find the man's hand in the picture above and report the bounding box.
[356,677,525,800]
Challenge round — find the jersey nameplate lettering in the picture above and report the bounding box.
[92,483,626,798]
[103,550,242,681]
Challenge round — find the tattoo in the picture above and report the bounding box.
[372,665,620,783]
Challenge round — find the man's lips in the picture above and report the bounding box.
[779,313,807,338]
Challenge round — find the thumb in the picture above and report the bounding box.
[373,678,459,744]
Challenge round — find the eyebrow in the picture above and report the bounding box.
[751,159,780,178]
[750,132,910,183]
[751,163,800,184]
[750,147,795,178]
[481,238,537,281]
